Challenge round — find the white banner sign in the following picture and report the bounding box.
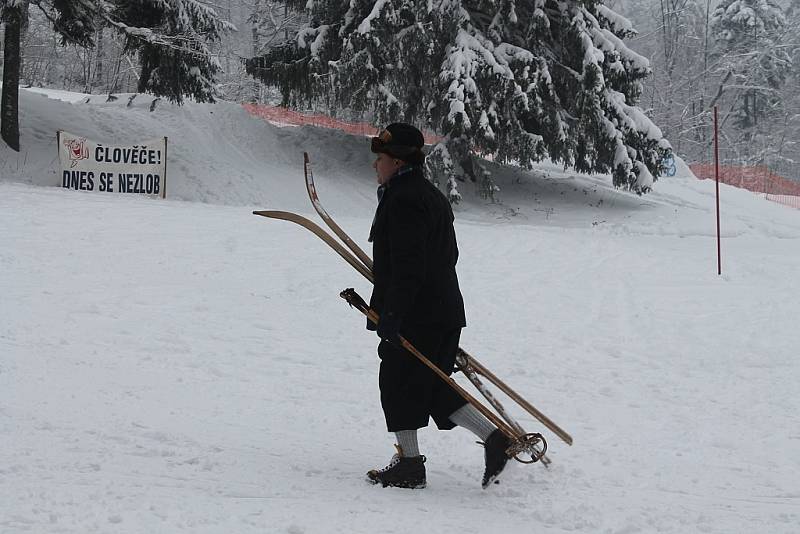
[57,131,168,198]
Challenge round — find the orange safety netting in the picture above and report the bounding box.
[689,164,800,209]
[242,104,800,211]
[242,103,440,144]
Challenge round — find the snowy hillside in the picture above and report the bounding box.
[2,89,799,534]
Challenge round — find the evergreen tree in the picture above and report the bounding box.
[2,0,96,150]
[1,0,231,150]
[711,0,790,136]
[247,0,671,199]
[106,0,232,104]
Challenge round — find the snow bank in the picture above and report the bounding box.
[1,87,800,534]
[0,89,379,214]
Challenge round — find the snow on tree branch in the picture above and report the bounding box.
[247,0,672,197]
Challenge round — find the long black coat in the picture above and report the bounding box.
[368,165,466,330]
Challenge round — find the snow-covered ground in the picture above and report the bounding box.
[2,88,799,533]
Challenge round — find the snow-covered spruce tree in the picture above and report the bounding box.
[711,0,790,136]
[2,0,97,150]
[1,0,231,150]
[106,0,232,103]
[246,0,671,199]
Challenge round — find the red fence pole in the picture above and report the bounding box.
[714,106,722,275]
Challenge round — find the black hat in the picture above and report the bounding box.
[371,123,425,164]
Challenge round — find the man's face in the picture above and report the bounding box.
[373,152,402,185]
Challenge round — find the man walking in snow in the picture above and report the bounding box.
[366,123,511,489]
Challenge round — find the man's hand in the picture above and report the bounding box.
[376,311,402,343]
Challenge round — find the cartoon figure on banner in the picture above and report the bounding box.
[64,137,89,168]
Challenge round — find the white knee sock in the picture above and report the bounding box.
[448,404,495,442]
[395,430,420,457]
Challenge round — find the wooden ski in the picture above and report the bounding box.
[253,155,573,460]
[300,152,572,449]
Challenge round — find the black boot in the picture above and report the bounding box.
[367,445,426,489]
[481,429,512,488]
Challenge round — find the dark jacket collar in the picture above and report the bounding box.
[371,165,422,242]
[376,164,421,200]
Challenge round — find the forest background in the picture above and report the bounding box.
[2,0,799,181]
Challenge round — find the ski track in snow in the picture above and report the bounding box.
[2,88,800,533]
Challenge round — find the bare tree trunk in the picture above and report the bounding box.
[19,2,29,85]
[1,3,25,151]
[225,0,232,75]
[708,70,733,110]
[656,0,689,146]
[702,0,711,98]
[95,26,104,92]
[251,0,261,103]
[660,0,670,73]
[81,47,93,93]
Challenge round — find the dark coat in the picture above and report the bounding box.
[368,165,466,331]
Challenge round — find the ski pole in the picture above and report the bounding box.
[340,287,546,464]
